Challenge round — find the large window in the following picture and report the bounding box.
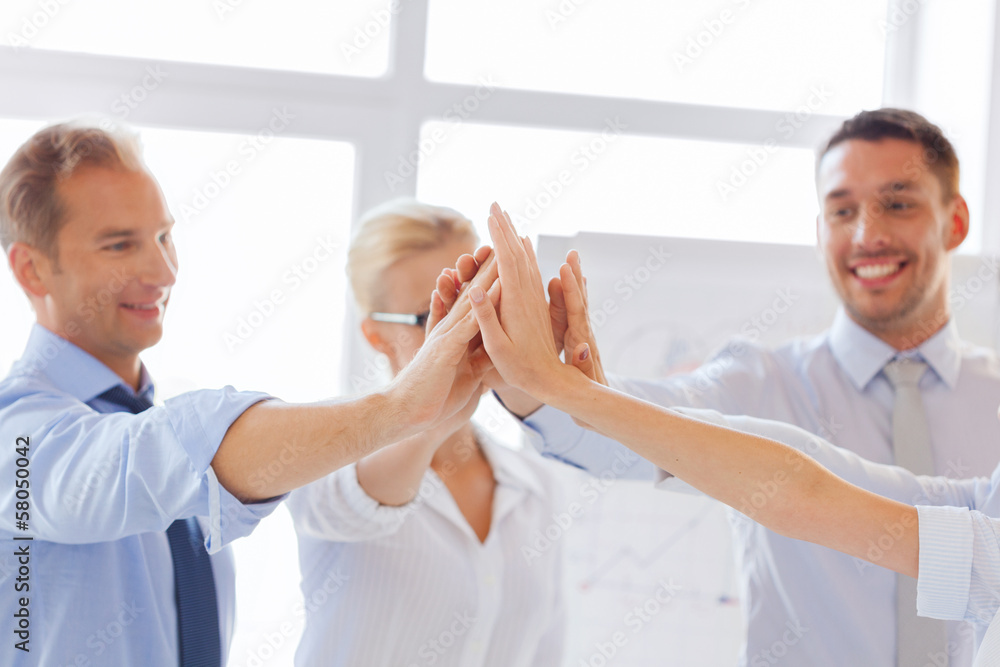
[426,0,887,114]
[1,0,392,75]
[416,121,820,245]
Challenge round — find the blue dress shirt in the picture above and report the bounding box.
[659,407,1000,666]
[522,309,1000,666]
[0,325,280,666]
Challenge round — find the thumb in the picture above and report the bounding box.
[569,342,596,380]
[469,284,509,356]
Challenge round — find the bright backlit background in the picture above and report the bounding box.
[0,1,997,665]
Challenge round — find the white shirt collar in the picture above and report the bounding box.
[827,308,962,390]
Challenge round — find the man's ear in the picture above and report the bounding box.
[8,242,51,298]
[944,194,970,252]
[360,317,389,355]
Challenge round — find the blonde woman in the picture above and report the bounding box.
[286,200,566,666]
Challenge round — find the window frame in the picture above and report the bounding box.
[0,0,996,388]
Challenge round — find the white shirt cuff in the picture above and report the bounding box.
[916,504,974,621]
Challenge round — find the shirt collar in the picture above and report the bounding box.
[828,308,961,390]
[17,324,154,403]
[475,426,547,500]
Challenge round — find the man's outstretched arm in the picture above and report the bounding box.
[212,250,499,502]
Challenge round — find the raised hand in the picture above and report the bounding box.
[466,203,584,401]
[448,245,569,358]
[552,251,607,386]
[387,250,497,430]
[433,241,539,417]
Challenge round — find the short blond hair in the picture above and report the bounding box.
[347,199,478,314]
[0,120,145,258]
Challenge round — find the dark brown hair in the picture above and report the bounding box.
[818,108,959,201]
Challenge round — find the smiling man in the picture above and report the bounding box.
[483,109,1000,667]
[818,133,965,350]
[0,121,493,666]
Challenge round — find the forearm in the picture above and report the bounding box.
[213,389,423,502]
[537,370,919,576]
[493,385,543,418]
[355,434,439,506]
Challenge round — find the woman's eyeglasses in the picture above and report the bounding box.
[369,311,431,327]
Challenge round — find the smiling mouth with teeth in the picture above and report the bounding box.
[852,262,905,280]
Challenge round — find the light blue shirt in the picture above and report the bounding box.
[917,505,1000,667]
[523,309,1000,666]
[0,325,280,666]
[662,407,1000,667]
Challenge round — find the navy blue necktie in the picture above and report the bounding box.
[97,385,222,667]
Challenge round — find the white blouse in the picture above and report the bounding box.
[286,429,569,666]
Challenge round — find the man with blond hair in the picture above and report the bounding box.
[0,121,492,666]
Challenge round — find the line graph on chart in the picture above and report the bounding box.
[561,478,743,666]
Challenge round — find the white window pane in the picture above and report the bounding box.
[415,121,819,246]
[1,0,390,76]
[426,0,886,114]
[909,0,995,255]
[140,127,354,405]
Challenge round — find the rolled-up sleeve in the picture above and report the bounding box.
[917,505,1000,628]
[0,380,275,549]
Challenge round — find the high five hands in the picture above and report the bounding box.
[433,202,606,419]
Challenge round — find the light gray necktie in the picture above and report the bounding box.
[884,358,948,667]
